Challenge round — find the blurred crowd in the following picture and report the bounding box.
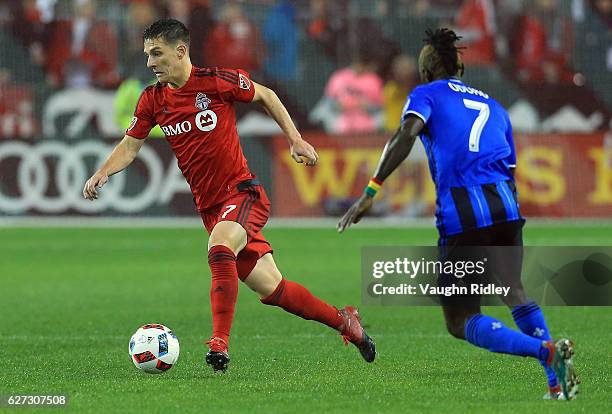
[314,0,611,134]
[0,0,610,138]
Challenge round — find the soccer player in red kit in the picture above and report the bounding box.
[83,19,375,372]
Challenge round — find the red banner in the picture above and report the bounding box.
[272,132,612,218]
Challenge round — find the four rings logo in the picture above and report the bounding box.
[0,141,190,213]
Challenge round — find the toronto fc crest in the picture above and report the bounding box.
[195,92,211,110]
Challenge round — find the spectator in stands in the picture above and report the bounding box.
[403,0,432,17]
[204,3,265,74]
[9,0,48,68]
[510,0,609,127]
[400,0,463,18]
[46,0,120,89]
[306,0,340,45]
[263,0,297,83]
[114,77,164,138]
[306,0,399,73]
[494,0,522,62]
[591,0,612,26]
[591,0,612,77]
[321,52,384,135]
[0,2,11,28]
[0,67,36,138]
[383,54,417,133]
[515,0,574,84]
[115,0,163,138]
[454,0,497,66]
[120,0,159,82]
[163,0,211,66]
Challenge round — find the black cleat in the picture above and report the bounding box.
[205,351,230,373]
[339,306,376,363]
[205,337,230,373]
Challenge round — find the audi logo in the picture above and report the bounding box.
[0,141,189,213]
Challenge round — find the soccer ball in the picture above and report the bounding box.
[128,324,180,374]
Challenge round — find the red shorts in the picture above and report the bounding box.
[200,184,273,281]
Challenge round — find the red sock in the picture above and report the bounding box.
[208,245,239,345]
[261,279,343,330]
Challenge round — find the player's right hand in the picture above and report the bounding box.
[83,170,109,200]
[337,194,373,233]
[290,138,319,167]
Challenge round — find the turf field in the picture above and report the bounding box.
[1,223,611,413]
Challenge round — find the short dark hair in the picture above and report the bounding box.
[422,28,464,78]
[143,18,190,45]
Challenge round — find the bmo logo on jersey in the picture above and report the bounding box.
[161,110,218,136]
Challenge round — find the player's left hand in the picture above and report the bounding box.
[337,194,373,233]
[290,138,319,167]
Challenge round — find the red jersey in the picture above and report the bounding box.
[126,66,256,211]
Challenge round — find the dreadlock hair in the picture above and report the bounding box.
[421,28,465,80]
[143,18,190,46]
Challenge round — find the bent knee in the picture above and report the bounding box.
[254,277,281,299]
[243,255,283,298]
[445,320,466,340]
[502,288,528,308]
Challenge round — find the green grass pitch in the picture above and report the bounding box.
[1,224,611,413]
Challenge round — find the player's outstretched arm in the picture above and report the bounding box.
[252,82,318,167]
[82,135,145,200]
[337,116,424,232]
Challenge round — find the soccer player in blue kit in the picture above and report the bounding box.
[338,29,579,400]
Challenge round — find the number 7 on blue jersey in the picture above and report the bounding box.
[463,99,490,153]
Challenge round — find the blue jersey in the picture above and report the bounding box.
[401,78,522,237]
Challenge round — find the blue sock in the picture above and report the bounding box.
[464,314,548,361]
[512,301,558,388]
